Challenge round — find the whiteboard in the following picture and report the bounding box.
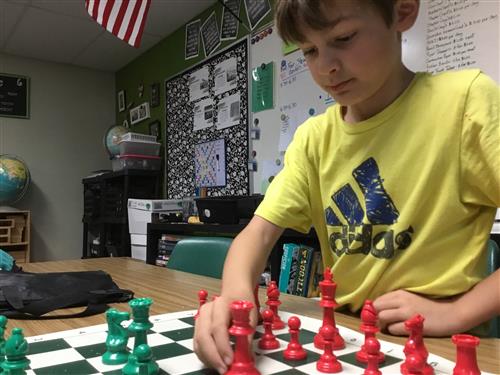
[249,24,330,194]
[249,1,499,194]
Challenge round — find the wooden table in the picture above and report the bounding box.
[9,258,499,373]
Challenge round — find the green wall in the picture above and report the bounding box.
[115,1,275,141]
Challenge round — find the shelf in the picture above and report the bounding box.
[0,241,29,246]
[0,211,30,263]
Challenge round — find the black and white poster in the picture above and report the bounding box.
[201,12,221,57]
[243,0,271,30]
[0,74,30,119]
[221,0,241,40]
[165,39,249,199]
[185,19,201,60]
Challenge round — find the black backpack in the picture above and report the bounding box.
[0,270,134,319]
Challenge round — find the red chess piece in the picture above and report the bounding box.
[316,325,342,373]
[283,316,307,361]
[404,351,426,375]
[194,289,208,320]
[400,315,433,375]
[226,300,260,375]
[266,282,285,330]
[258,309,280,350]
[314,269,345,350]
[363,337,382,375]
[254,284,263,325]
[356,300,385,363]
[452,334,481,375]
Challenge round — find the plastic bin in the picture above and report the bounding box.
[118,140,161,156]
[195,195,263,224]
[121,132,157,143]
[111,154,161,171]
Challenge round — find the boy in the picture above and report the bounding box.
[194,0,500,372]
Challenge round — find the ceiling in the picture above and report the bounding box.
[0,0,217,72]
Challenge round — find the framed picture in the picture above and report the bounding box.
[149,120,161,140]
[150,82,160,108]
[117,90,126,112]
[129,102,150,125]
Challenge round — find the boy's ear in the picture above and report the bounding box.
[393,0,420,32]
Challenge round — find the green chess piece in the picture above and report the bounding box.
[121,344,158,375]
[1,328,30,375]
[0,315,7,371]
[128,298,153,349]
[102,308,131,365]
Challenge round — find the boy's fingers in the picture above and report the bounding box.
[194,303,228,373]
[386,321,406,336]
[212,306,233,368]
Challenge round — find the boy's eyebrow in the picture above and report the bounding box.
[326,14,357,29]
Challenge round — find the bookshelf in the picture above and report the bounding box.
[0,210,31,264]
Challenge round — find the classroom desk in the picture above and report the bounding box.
[10,258,499,373]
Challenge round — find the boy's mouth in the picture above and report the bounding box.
[329,79,353,92]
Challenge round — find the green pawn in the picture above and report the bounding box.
[102,308,130,365]
[1,328,30,375]
[122,344,158,375]
[128,298,153,349]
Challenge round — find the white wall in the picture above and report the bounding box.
[0,53,115,261]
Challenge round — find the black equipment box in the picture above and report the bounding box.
[195,195,263,224]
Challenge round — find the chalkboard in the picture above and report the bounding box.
[0,73,30,119]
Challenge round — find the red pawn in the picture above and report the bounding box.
[356,300,385,363]
[266,281,285,330]
[452,334,481,375]
[258,309,280,350]
[226,300,260,375]
[363,337,382,375]
[316,325,342,373]
[194,289,208,320]
[314,268,345,350]
[283,316,307,361]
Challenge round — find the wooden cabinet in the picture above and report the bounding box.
[0,210,30,264]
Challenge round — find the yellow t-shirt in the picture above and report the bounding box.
[255,69,500,312]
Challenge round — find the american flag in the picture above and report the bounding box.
[85,0,151,48]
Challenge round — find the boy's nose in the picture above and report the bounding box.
[317,50,340,75]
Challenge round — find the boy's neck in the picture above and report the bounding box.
[342,66,415,124]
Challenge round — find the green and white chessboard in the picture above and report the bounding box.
[21,310,490,375]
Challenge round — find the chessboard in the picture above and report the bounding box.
[20,309,493,375]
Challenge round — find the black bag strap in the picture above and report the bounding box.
[1,286,133,319]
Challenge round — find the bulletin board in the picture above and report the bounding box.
[165,38,249,199]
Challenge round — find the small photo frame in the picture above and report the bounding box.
[129,102,150,125]
[150,82,160,108]
[149,120,161,140]
[117,90,126,112]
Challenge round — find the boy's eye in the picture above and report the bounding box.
[303,47,317,56]
[335,32,357,43]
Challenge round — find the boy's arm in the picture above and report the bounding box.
[374,268,500,336]
[194,215,284,373]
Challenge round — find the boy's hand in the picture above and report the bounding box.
[193,293,258,374]
[373,290,459,336]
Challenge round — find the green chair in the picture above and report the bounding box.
[487,239,499,338]
[166,237,232,279]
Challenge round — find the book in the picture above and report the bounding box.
[278,243,297,293]
[306,251,322,297]
[286,245,301,294]
[293,245,314,296]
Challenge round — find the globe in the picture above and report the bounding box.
[103,125,128,158]
[0,155,31,206]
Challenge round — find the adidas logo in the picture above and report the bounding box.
[325,157,414,259]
